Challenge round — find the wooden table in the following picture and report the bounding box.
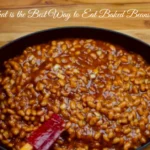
[0,0,150,47]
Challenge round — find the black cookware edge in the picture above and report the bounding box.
[0,26,150,150]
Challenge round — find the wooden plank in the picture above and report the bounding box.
[0,30,149,47]
[0,0,150,9]
[0,4,150,33]
[118,30,150,44]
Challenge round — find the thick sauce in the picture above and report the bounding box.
[0,39,150,150]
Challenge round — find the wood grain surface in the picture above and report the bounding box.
[0,0,150,47]
[0,0,150,8]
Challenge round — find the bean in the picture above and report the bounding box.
[137,106,144,115]
[122,67,130,73]
[119,101,127,108]
[103,134,109,142]
[103,148,108,150]
[62,44,67,51]
[7,109,15,115]
[24,116,30,121]
[58,79,65,86]
[87,101,96,108]
[77,103,83,110]
[113,107,121,113]
[113,137,120,144]
[61,110,69,118]
[26,108,31,116]
[96,120,103,126]
[108,110,114,120]
[9,61,20,71]
[51,40,57,46]
[18,110,25,116]
[124,142,131,150]
[133,99,141,106]
[76,112,85,120]
[53,64,61,71]
[31,116,35,121]
[78,120,86,127]
[90,53,97,59]
[36,82,44,91]
[40,116,45,123]
[3,131,9,139]
[89,117,98,126]
[60,103,67,110]
[52,106,59,113]
[41,99,48,106]
[65,122,71,129]
[100,108,108,115]
[108,132,114,139]
[85,96,94,102]
[96,102,102,111]
[57,73,65,79]
[139,121,145,130]
[124,128,131,134]
[12,128,19,135]
[94,132,101,140]
[68,127,75,135]
[141,136,146,143]
[37,110,44,116]
[31,110,37,116]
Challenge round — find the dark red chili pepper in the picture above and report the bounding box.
[20,114,64,150]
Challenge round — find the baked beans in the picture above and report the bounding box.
[0,39,150,150]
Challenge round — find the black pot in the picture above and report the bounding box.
[0,27,150,150]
